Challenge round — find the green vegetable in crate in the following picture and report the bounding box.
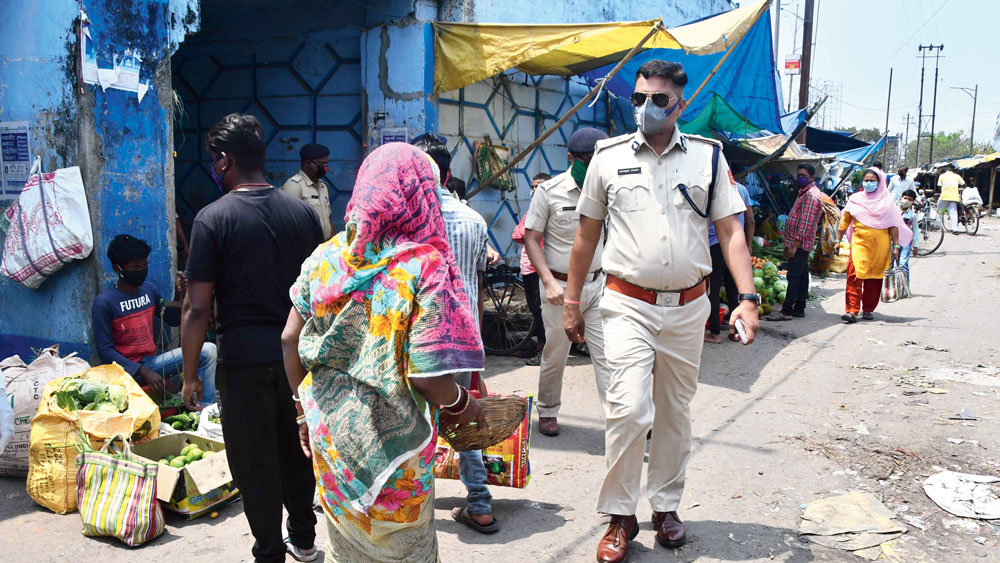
[53,376,129,413]
[762,262,779,279]
[164,412,200,432]
[753,277,765,291]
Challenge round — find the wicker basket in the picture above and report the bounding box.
[439,395,527,451]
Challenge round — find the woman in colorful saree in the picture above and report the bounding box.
[280,142,487,562]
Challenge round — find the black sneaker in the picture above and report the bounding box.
[525,352,542,366]
[791,311,806,318]
[841,313,858,323]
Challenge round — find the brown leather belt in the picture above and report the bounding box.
[606,274,707,307]
[551,270,601,282]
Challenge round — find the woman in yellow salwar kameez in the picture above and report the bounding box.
[836,167,912,322]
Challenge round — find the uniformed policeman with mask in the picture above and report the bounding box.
[523,127,612,437]
[281,143,333,240]
[562,60,760,563]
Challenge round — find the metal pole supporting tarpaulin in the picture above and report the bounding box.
[735,95,827,182]
[468,4,769,199]
[466,22,663,200]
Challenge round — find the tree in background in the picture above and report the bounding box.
[903,131,993,168]
[841,126,884,144]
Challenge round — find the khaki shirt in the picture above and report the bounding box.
[281,171,332,239]
[577,127,745,291]
[524,170,602,275]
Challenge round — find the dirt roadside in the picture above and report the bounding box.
[3,219,999,562]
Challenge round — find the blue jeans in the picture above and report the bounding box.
[899,245,912,285]
[454,371,492,515]
[140,343,217,405]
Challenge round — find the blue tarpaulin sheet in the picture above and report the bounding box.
[582,7,783,137]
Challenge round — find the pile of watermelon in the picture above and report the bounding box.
[753,260,787,315]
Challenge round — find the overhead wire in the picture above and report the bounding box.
[842,0,952,96]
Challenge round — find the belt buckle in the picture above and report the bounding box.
[654,291,680,307]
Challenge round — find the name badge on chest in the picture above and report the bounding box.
[617,167,641,176]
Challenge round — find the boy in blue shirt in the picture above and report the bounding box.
[899,190,920,284]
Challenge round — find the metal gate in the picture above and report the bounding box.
[171,28,363,230]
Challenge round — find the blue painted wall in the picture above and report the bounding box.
[0,0,181,362]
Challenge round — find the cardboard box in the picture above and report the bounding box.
[132,432,239,519]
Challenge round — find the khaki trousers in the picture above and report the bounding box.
[537,274,610,418]
[596,289,709,515]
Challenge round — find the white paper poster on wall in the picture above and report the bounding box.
[0,121,32,202]
[79,9,151,103]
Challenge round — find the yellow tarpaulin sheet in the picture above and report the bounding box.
[955,152,1000,170]
[433,0,769,93]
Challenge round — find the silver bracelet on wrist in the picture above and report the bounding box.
[441,384,463,409]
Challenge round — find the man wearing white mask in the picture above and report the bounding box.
[888,165,915,204]
[561,60,760,562]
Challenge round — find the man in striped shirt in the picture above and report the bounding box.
[413,136,499,534]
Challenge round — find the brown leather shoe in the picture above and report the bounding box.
[538,417,559,436]
[596,514,638,563]
[652,511,686,548]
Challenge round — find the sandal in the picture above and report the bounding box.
[451,506,500,534]
[862,312,874,321]
[841,313,858,324]
[765,311,793,321]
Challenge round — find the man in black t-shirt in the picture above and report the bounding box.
[180,113,323,563]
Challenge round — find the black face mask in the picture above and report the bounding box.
[118,267,148,287]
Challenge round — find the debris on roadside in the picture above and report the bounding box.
[923,471,1000,519]
[948,409,977,421]
[798,491,906,550]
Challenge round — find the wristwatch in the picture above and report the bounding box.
[738,293,761,306]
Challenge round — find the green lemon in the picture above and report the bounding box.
[165,455,176,462]
[202,451,215,458]
[169,457,186,468]
[158,459,168,465]
[180,444,195,456]
[188,448,204,461]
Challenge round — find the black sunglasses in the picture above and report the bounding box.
[631,92,675,109]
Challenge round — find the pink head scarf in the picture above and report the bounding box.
[844,167,913,247]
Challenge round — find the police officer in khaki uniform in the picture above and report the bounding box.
[523,127,611,437]
[563,60,760,563]
[281,143,333,239]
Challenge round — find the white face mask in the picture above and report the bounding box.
[900,200,913,209]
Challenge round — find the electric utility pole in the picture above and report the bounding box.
[926,44,944,163]
[797,0,815,144]
[901,113,913,163]
[951,85,978,155]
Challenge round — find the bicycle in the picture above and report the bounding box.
[480,264,537,356]
[913,194,944,256]
[958,198,980,236]
[935,196,979,236]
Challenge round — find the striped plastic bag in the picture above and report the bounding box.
[75,435,164,546]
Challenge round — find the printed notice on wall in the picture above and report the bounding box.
[0,121,32,201]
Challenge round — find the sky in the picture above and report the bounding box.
[771,0,999,146]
